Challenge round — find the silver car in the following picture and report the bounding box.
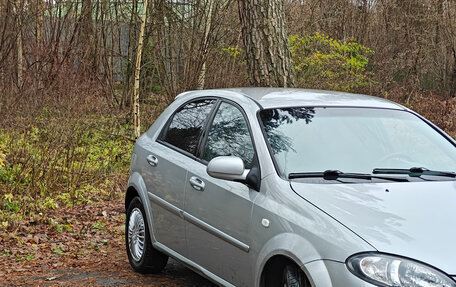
[125,88,456,287]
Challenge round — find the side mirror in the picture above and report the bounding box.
[207,156,249,181]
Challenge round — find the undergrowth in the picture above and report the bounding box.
[0,112,135,231]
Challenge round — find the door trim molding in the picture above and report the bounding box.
[148,192,250,252]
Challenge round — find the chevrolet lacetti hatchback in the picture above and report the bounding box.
[125,88,456,287]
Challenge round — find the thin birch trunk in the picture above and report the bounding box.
[133,0,148,139]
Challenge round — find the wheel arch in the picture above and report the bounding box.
[255,233,321,287]
[125,186,139,211]
[126,172,157,243]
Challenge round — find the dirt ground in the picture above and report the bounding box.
[3,258,216,286]
[0,200,216,286]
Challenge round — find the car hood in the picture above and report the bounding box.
[290,180,456,275]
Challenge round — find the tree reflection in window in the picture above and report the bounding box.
[260,107,315,154]
[163,99,216,155]
[202,102,255,168]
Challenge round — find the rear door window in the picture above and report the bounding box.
[162,99,216,155]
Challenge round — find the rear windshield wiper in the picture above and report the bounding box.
[373,167,456,178]
[289,170,408,182]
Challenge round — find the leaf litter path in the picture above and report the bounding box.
[0,200,215,286]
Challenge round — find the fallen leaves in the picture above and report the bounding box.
[0,199,216,287]
[0,200,127,285]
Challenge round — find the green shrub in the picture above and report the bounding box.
[0,115,134,225]
[290,32,375,91]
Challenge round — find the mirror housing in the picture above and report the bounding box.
[207,156,249,181]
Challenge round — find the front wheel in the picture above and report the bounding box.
[126,196,168,273]
[282,264,309,287]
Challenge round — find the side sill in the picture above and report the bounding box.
[153,242,236,287]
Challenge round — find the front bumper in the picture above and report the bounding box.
[304,259,376,287]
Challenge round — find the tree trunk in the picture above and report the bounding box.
[81,0,95,72]
[35,0,43,90]
[35,0,43,46]
[197,0,214,90]
[133,0,148,139]
[237,0,295,87]
[15,1,23,88]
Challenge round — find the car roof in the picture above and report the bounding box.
[178,88,406,110]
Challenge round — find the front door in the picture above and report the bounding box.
[184,101,258,286]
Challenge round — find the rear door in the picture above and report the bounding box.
[143,98,216,256]
[184,101,258,286]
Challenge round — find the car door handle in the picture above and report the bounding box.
[189,176,205,191]
[146,155,158,167]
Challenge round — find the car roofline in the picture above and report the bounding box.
[175,88,407,110]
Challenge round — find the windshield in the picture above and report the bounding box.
[260,107,456,178]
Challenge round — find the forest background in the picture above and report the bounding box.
[1,0,456,283]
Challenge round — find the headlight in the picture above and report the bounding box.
[346,253,456,287]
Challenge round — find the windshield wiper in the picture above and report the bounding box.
[373,167,456,178]
[289,170,408,182]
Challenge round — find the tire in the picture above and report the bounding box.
[125,196,168,273]
[281,264,309,287]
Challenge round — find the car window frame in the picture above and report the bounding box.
[157,97,219,160]
[197,99,259,169]
[157,96,260,172]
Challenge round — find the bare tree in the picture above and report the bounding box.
[14,0,23,88]
[197,0,214,90]
[3,0,456,117]
[133,0,149,138]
